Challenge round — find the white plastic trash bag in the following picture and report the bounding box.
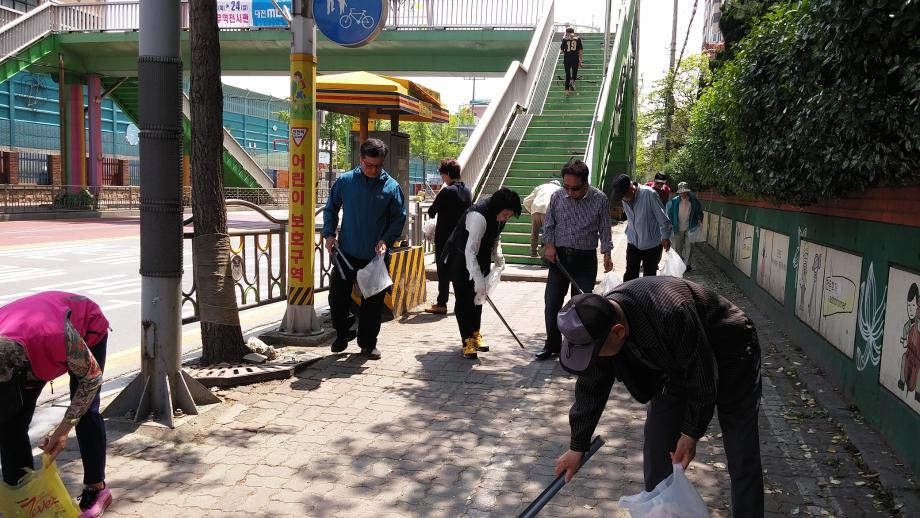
[474,266,503,306]
[356,253,393,298]
[594,271,622,296]
[618,464,709,518]
[688,226,706,244]
[423,216,437,241]
[659,248,687,278]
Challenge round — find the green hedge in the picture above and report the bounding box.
[674,0,920,206]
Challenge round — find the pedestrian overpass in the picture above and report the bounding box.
[0,0,639,238]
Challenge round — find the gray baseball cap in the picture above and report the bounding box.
[557,294,617,375]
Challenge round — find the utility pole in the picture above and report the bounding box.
[279,0,322,336]
[664,0,678,162]
[104,0,219,427]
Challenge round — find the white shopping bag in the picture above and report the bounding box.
[594,270,622,296]
[356,253,393,298]
[618,464,709,518]
[688,226,706,244]
[659,248,687,278]
[474,266,503,306]
[423,216,437,241]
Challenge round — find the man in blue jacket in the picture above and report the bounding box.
[322,139,407,359]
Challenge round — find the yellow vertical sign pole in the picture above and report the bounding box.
[280,0,322,335]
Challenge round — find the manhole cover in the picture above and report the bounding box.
[190,357,318,388]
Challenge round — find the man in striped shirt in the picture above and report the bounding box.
[554,277,764,517]
[535,160,614,361]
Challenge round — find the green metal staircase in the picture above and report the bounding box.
[500,33,607,265]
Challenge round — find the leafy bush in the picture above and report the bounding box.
[675,0,920,206]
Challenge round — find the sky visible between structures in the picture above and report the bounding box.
[222,0,703,113]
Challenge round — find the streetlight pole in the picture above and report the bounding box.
[104,0,218,427]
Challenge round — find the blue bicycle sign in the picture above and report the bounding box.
[313,0,387,48]
[340,8,375,29]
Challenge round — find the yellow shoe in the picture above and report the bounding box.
[472,330,489,352]
[462,337,478,359]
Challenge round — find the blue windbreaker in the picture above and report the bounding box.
[321,167,407,260]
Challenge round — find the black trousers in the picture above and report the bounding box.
[544,248,597,351]
[434,243,451,307]
[1,336,108,486]
[449,260,483,341]
[624,243,663,282]
[643,330,764,518]
[329,252,387,349]
[564,57,580,90]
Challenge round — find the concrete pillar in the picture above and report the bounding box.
[61,81,86,187]
[87,74,104,188]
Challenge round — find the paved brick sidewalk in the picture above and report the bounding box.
[46,241,914,516]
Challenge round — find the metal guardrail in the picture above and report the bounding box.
[0,0,541,63]
[457,0,555,191]
[0,6,22,27]
[181,200,287,325]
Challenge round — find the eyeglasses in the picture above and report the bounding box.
[563,183,585,192]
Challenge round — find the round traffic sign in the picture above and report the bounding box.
[313,0,388,48]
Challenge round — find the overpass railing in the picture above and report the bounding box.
[457,0,555,190]
[585,0,637,191]
[0,0,542,63]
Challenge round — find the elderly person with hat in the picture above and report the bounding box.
[552,277,764,517]
[666,181,704,272]
[645,172,671,205]
[610,174,671,282]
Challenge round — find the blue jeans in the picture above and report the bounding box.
[544,248,597,351]
[0,335,107,486]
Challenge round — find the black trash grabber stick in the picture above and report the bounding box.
[485,295,526,349]
[553,260,585,295]
[518,436,605,518]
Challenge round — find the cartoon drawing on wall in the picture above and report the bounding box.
[708,214,721,249]
[795,240,862,357]
[856,262,886,372]
[718,216,732,259]
[733,222,754,277]
[808,252,823,319]
[798,248,809,312]
[880,267,920,412]
[792,226,807,272]
[898,283,920,400]
[757,229,789,304]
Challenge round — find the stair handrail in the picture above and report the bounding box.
[458,0,555,191]
[584,0,636,189]
[0,2,54,63]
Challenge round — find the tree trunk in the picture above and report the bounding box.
[190,0,248,365]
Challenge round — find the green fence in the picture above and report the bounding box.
[697,193,920,476]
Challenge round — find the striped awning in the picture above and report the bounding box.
[316,72,450,123]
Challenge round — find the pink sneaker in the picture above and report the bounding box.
[78,485,112,518]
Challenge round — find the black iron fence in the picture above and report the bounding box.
[18,151,50,184]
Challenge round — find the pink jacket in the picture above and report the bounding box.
[0,291,109,381]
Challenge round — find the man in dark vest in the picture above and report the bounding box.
[441,188,522,359]
[425,159,472,315]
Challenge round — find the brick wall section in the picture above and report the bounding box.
[697,186,920,229]
[48,154,62,186]
[6,151,19,185]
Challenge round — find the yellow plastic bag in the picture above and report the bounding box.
[0,454,80,518]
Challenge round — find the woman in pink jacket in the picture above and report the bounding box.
[0,291,112,518]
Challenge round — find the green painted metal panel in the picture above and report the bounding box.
[700,198,920,476]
